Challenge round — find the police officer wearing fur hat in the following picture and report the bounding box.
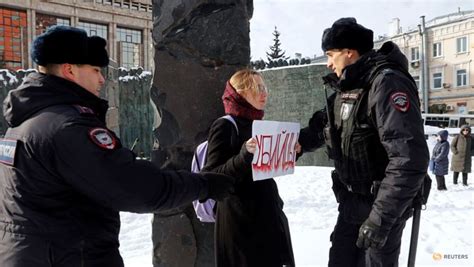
[0,26,235,266]
[298,18,429,266]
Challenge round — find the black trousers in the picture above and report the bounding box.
[453,172,468,185]
[0,229,124,267]
[328,213,406,267]
[435,175,447,190]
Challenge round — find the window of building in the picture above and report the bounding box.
[117,27,142,68]
[432,42,442,58]
[412,75,420,90]
[77,21,108,40]
[56,18,70,26]
[454,63,469,87]
[456,69,467,87]
[0,7,27,70]
[118,27,141,44]
[456,36,468,53]
[36,13,70,35]
[410,47,420,62]
[432,71,443,89]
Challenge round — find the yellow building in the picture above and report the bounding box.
[0,0,153,70]
[376,10,474,114]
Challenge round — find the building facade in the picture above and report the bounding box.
[0,0,153,70]
[376,11,474,114]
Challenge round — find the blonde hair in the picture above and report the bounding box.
[229,69,261,96]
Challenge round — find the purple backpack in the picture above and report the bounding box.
[192,115,238,223]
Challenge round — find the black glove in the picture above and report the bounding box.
[198,172,235,201]
[308,108,328,133]
[356,218,390,249]
[299,108,327,152]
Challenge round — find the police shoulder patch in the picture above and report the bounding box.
[0,139,18,166]
[390,91,410,112]
[88,128,117,150]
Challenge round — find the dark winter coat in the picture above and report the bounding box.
[0,73,207,267]
[203,117,295,267]
[431,130,450,176]
[300,41,429,228]
[451,125,472,173]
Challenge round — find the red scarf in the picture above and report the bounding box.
[222,81,264,120]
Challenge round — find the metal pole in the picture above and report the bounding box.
[407,205,422,267]
[420,16,429,113]
[20,26,24,69]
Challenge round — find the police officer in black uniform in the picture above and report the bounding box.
[0,26,234,267]
[298,18,429,266]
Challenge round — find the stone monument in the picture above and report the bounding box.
[151,1,253,266]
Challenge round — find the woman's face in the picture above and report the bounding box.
[241,74,268,110]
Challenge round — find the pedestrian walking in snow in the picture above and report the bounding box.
[451,125,472,186]
[431,130,449,190]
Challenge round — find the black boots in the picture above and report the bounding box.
[462,173,468,186]
[454,172,468,186]
[436,175,447,190]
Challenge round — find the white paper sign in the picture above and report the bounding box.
[251,120,300,181]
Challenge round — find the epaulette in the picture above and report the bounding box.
[73,105,96,115]
[379,68,395,76]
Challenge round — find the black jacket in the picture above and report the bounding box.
[0,73,207,266]
[300,42,429,228]
[202,116,295,267]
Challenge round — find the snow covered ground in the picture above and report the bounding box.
[119,134,474,267]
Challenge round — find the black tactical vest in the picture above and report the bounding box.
[330,86,388,195]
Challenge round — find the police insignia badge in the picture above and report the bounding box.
[390,92,410,112]
[340,103,354,121]
[88,128,117,149]
[0,139,17,165]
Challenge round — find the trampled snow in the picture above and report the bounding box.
[119,134,474,267]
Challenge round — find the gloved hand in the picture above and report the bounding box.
[299,108,327,153]
[198,172,235,201]
[356,218,390,249]
[308,108,328,133]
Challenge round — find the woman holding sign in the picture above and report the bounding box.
[202,69,295,267]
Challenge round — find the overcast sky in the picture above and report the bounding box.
[250,0,474,61]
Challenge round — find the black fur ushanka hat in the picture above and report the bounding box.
[31,25,109,67]
[321,17,374,55]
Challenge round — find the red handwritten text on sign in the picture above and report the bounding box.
[252,131,298,172]
[251,120,300,181]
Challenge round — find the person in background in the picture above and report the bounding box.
[202,69,295,267]
[298,18,429,266]
[450,125,472,186]
[431,130,449,190]
[0,25,234,267]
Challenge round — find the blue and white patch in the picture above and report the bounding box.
[0,139,18,166]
